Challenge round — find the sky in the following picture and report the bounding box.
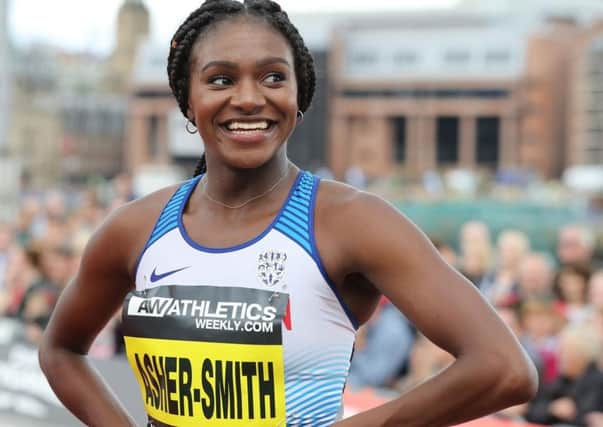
[8,0,459,55]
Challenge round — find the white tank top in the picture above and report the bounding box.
[122,170,357,427]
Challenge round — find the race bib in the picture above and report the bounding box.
[122,285,288,426]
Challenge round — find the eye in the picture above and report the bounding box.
[263,72,285,84]
[207,75,233,86]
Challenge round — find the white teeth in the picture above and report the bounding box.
[226,121,270,131]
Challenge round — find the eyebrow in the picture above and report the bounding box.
[200,56,291,72]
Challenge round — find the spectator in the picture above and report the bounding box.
[497,304,542,376]
[486,229,531,305]
[30,190,68,241]
[395,334,454,394]
[15,197,40,246]
[516,252,556,301]
[0,246,39,316]
[344,165,367,189]
[16,242,74,322]
[20,286,57,345]
[526,324,603,425]
[430,238,458,267]
[520,298,564,384]
[112,172,136,203]
[70,189,105,251]
[557,224,596,269]
[554,264,592,324]
[588,270,603,312]
[458,221,493,289]
[348,300,415,389]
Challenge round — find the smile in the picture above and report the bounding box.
[226,120,271,131]
[219,119,277,143]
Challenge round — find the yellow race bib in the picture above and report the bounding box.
[122,285,288,426]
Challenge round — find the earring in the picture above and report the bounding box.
[296,110,304,123]
[186,119,198,134]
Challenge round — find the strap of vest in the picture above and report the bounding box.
[144,176,200,249]
[273,171,316,256]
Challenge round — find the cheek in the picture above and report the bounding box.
[280,88,299,115]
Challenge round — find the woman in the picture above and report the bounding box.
[553,263,591,324]
[39,1,537,426]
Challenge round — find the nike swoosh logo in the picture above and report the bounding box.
[150,266,190,283]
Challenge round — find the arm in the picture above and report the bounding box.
[38,205,144,427]
[320,190,538,427]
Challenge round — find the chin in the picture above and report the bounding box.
[220,144,285,169]
[224,152,277,170]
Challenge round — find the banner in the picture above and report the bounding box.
[0,319,146,426]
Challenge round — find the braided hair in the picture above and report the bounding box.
[166,0,317,177]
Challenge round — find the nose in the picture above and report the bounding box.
[230,78,266,113]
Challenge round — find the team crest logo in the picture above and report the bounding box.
[257,250,287,287]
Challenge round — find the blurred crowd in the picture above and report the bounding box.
[0,173,135,355]
[1,174,603,426]
[348,220,603,426]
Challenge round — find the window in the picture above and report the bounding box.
[148,115,159,159]
[476,117,500,166]
[392,117,406,163]
[485,50,510,64]
[350,51,377,65]
[444,50,470,64]
[436,117,459,165]
[394,51,418,65]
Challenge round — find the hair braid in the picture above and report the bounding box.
[167,0,317,177]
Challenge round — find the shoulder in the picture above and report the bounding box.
[83,182,186,278]
[315,179,407,233]
[314,178,417,270]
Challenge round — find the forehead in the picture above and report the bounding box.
[192,16,294,68]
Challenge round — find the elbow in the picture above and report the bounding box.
[38,339,54,378]
[38,337,66,380]
[492,350,539,405]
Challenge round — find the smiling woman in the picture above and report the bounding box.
[38,1,537,427]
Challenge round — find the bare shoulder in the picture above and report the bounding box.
[316,180,413,246]
[314,179,415,274]
[85,183,184,279]
[315,179,408,235]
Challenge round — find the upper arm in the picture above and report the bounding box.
[43,204,143,354]
[325,190,518,358]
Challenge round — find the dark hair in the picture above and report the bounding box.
[167,0,316,177]
[553,263,592,303]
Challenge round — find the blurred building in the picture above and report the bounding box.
[329,12,532,179]
[126,40,188,175]
[460,0,603,21]
[569,20,603,166]
[8,47,127,186]
[60,92,126,182]
[104,0,150,93]
[6,0,150,187]
[328,6,603,180]
[8,46,63,186]
[461,0,603,171]
[0,0,10,152]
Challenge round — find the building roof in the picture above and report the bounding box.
[337,12,531,81]
[459,0,603,23]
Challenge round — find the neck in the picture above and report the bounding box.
[201,154,294,208]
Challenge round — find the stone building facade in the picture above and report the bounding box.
[328,12,603,180]
[0,0,9,152]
